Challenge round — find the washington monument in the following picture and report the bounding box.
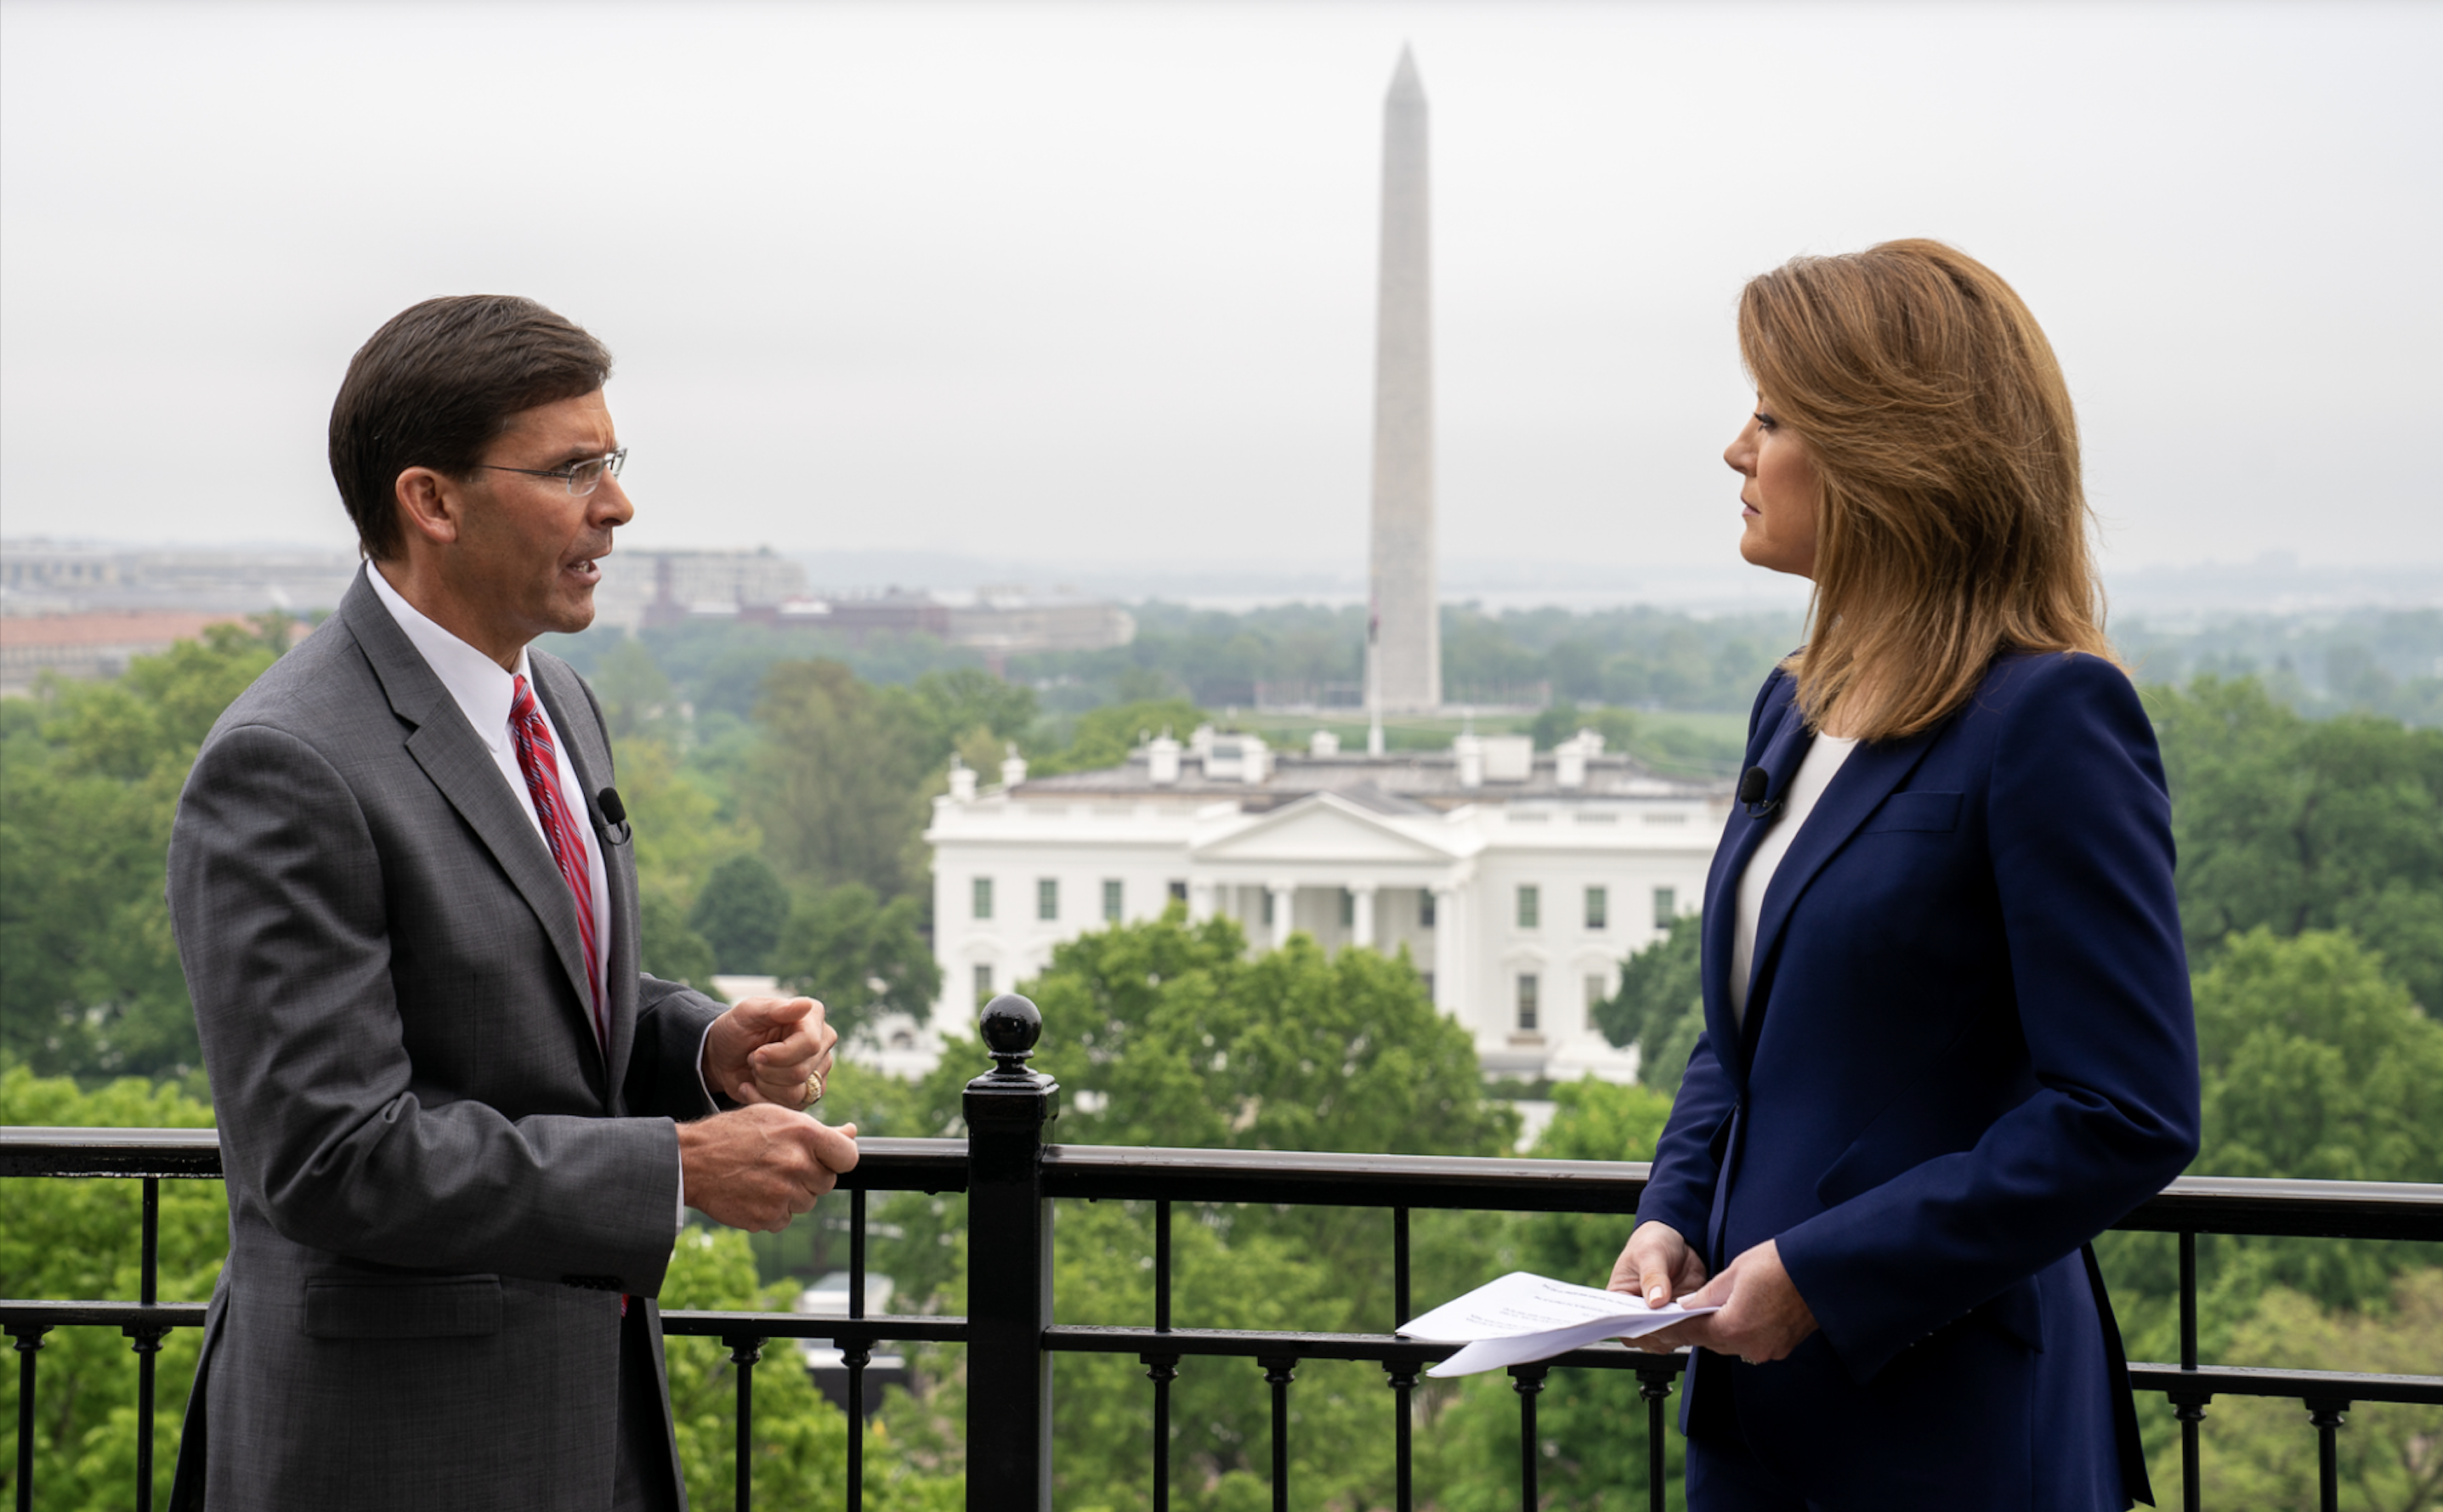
[1367,46,1439,716]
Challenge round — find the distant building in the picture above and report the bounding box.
[2,540,359,620]
[598,549,1134,659]
[927,726,1730,1084]
[1,611,315,697]
[592,548,812,631]
[947,590,1138,664]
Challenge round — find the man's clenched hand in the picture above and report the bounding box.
[703,994,836,1110]
[676,1105,859,1233]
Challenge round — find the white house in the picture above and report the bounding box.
[925,725,1732,1083]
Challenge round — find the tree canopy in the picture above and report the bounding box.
[0,622,285,1082]
[2151,674,2443,1009]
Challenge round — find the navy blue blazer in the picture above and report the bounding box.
[1636,650,2200,1508]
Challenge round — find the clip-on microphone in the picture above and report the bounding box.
[1738,767,1781,819]
[596,787,633,847]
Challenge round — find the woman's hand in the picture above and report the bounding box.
[1651,1238,1822,1364]
[1609,1220,1710,1310]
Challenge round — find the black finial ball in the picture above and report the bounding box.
[979,993,1041,1062]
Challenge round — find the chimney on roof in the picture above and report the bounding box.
[1555,734,1587,789]
[1310,729,1341,756]
[948,754,978,802]
[1454,729,1483,789]
[1239,735,1273,784]
[1148,729,1182,785]
[1000,743,1029,790]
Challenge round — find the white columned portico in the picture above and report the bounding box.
[1432,881,1462,1013]
[1188,880,1216,923]
[1349,882,1377,949]
[1267,880,1295,952]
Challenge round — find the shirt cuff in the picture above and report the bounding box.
[678,1017,722,1232]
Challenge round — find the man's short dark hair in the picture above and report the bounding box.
[328,296,613,560]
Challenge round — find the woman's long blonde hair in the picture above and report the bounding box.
[1739,239,2117,740]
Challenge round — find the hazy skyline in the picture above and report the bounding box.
[3,2,2438,597]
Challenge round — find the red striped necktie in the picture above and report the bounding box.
[508,675,604,1049]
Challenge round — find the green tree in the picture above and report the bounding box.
[689,854,791,975]
[593,635,682,743]
[615,735,760,904]
[771,882,942,1039]
[1026,699,1207,777]
[1594,915,1705,1094]
[901,667,1036,759]
[745,660,933,897]
[613,733,752,998]
[1,623,286,1081]
[638,890,720,998]
[2151,676,2443,1007]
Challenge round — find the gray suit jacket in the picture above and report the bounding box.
[165,569,723,1509]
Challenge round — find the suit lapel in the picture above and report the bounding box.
[340,573,608,1082]
[531,658,639,1107]
[1740,721,1945,1047]
[1700,682,1811,1091]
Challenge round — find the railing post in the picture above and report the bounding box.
[1259,1356,1298,1512]
[965,993,1058,1512]
[2306,1398,2349,1512]
[1636,1365,1676,1512]
[847,1186,870,1512]
[723,1334,763,1512]
[1382,1363,1418,1512]
[10,1323,52,1512]
[123,1322,169,1512]
[2177,1230,2204,1512]
[1509,1364,1549,1512]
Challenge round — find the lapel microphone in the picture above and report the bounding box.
[596,787,633,847]
[1738,767,1781,818]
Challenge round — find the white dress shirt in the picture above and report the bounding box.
[1730,733,1858,1031]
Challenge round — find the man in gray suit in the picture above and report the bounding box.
[166,295,859,1509]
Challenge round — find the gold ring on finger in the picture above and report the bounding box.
[806,1069,825,1105]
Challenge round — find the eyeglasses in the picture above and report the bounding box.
[478,448,628,497]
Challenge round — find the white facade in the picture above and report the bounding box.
[927,727,1730,1083]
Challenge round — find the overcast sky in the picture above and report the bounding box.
[3,1,2437,595]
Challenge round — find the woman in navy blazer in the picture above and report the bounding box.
[1615,241,2201,1509]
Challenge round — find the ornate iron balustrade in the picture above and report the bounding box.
[6,1000,2441,1512]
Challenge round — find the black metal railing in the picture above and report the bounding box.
[7,997,2441,1512]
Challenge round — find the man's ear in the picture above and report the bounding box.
[394,467,466,548]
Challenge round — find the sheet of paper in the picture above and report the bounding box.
[1397,1271,1718,1379]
